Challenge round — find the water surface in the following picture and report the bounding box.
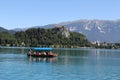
[0,47,120,80]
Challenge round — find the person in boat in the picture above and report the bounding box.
[28,49,32,55]
[48,51,53,55]
[46,51,49,55]
[36,51,39,55]
[34,51,36,55]
[34,51,41,55]
[43,51,46,55]
[39,52,41,55]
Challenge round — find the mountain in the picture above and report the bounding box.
[10,19,120,43]
[61,20,120,43]
[0,27,15,34]
[31,20,120,43]
[12,28,27,32]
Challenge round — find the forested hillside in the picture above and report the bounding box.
[0,32,16,46]
[15,26,91,47]
[33,20,120,43]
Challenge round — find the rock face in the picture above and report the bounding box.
[10,19,120,43]
[60,20,120,43]
[36,20,120,43]
[54,26,70,38]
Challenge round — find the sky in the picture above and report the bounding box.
[0,0,120,30]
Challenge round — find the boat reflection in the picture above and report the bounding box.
[28,56,58,63]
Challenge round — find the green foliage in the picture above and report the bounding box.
[93,43,120,49]
[0,32,16,46]
[15,27,91,47]
[2,27,120,49]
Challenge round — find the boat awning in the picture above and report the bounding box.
[33,48,52,51]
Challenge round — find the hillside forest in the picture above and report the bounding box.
[0,26,91,48]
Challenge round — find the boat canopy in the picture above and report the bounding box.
[33,48,52,51]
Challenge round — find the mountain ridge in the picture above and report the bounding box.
[1,19,120,43]
[33,19,120,43]
[0,27,15,34]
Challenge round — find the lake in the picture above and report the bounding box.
[0,47,120,80]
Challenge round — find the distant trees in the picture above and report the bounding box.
[14,27,91,47]
[93,43,120,49]
[0,32,16,46]
[1,26,120,49]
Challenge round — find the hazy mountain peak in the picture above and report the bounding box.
[35,19,120,42]
[7,19,120,43]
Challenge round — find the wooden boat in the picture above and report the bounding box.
[27,48,58,58]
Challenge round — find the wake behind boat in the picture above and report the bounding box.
[27,48,58,58]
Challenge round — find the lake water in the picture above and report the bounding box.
[0,47,120,80]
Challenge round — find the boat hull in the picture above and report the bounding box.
[27,54,57,58]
